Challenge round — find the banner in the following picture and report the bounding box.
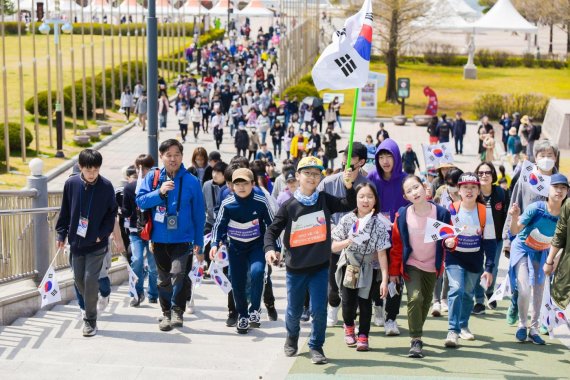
[358,72,386,118]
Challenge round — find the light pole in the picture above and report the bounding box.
[39,1,73,159]
[147,0,158,163]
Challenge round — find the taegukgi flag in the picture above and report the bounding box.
[520,160,551,197]
[38,265,62,308]
[421,142,454,168]
[423,218,462,243]
[311,0,373,90]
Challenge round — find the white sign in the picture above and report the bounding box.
[357,72,386,118]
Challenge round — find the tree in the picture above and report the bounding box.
[1,0,16,16]
[342,0,428,102]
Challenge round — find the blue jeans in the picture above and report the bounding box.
[455,135,464,154]
[446,265,479,333]
[129,233,158,300]
[75,277,111,310]
[286,266,328,350]
[228,246,265,318]
[260,131,267,145]
[159,114,167,129]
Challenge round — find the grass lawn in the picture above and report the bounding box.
[0,33,187,189]
[326,62,570,120]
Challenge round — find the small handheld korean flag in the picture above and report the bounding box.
[421,143,454,168]
[210,262,232,294]
[38,265,62,308]
[488,274,512,304]
[311,0,373,90]
[203,232,212,248]
[189,259,205,288]
[215,245,229,268]
[351,211,373,245]
[520,160,551,197]
[128,264,139,301]
[423,218,462,243]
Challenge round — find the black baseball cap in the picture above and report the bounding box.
[339,142,367,161]
[284,170,296,182]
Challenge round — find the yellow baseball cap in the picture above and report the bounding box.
[296,156,325,172]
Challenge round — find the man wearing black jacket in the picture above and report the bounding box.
[452,112,466,155]
[56,149,118,337]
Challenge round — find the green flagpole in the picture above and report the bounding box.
[345,88,360,172]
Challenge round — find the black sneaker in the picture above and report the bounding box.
[226,311,238,327]
[309,348,327,364]
[472,303,486,315]
[82,320,97,337]
[488,300,497,310]
[237,317,249,334]
[249,310,261,328]
[284,335,299,357]
[130,294,145,307]
[159,312,172,331]
[300,307,310,322]
[408,339,424,358]
[171,307,184,327]
[266,304,278,321]
[148,298,158,304]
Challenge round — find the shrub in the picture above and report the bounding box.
[522,53,535,68]
[439,44,457,66]
[0,123,33,152]
[476,49,492,68]
[423,42,439,65]
[25,91,72,118]
[197,29,225,47]
[0,22,26,35]
[299,74,315,87]
[283,83,319,100]
[474,93,549,121]
[474,94,504,120]
[492,51,509,67]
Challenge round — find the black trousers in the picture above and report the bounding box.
[153,242,191,313]
[328,253,341,307]
[341,267,377,337]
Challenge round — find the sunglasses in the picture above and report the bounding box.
[477,171,493,177]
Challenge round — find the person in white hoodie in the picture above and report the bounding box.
[177,103,190,143]
[190,102,202,141]
[120,86,133,121]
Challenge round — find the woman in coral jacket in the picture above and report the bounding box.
[390,175,451,359]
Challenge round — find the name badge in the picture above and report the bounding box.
[77,217,89,238]
[155,206,166,223]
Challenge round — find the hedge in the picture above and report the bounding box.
[283,83,319,100]
[30,22,196,36]
[298,74,315,87]
[474,93,549,121]
[0,123,33,153]
[370,54,568,69]
[0,22,26,35]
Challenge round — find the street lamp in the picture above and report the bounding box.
[39,3,73,159]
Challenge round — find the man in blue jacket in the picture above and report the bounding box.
[136,139,206,331]
[56,149,118,337]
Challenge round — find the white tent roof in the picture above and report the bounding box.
[180,0,207,15]
[450,0,480,19]
[152,0,175,16]
[237,0,273,17]
[85,0,115,14]
[208,0,232,16]
[411,0,474,30]
[117,0,145,14]
[465,0,537,33]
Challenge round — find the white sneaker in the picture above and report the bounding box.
[97,295,109,313]
[186,299,195,314]
[373,305,385,327]
[384,319,400,336]
[459,327,475,340]
[445,331,459,347]
[431,302,441,317]
[441,299,449,312]
[80,309,86,320]
[326,305,339,327]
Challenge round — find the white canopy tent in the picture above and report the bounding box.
[411,0,475,31]
[463,0,537,33]
[84,0,115,16]
[208,0,232,17]
[237,0,273,17]
[117,0,146,15]
[180,0,208,17]
[153,0,175,17]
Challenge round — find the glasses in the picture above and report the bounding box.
[341,163,361,171]
[477,171,492,177]
[301,171,322,179]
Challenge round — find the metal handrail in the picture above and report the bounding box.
[0,189,39,197]
[0,207,60,216]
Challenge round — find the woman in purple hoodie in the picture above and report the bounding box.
[366,138,408,336]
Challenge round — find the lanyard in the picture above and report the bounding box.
[79,184,95,219]
[167,176,184,216]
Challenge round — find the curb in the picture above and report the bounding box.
[45,121,137,182]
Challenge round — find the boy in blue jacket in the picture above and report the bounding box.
[136,139,206,331]
[209,168,275,334]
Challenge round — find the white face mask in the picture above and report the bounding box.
[536,157,555,172]
[447,186,458,193]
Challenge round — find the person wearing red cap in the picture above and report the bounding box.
[442,172,496,348]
